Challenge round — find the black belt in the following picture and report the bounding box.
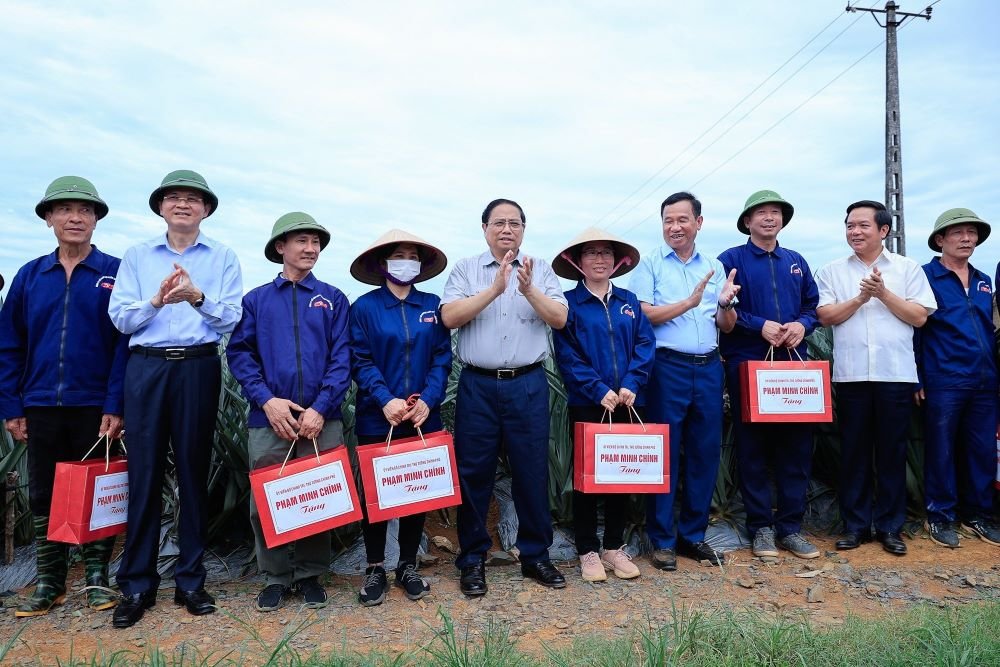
[656,347,720,365]
[464,361,543,379]
[131,343,218,360]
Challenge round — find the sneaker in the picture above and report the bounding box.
[650,548,677,571]
[779,533,820,559]
[579,551,607,582]
[927,521,961,548]
[359,565,389,606]
[394,562,430,601]
[255,584,289,612]
[295,577,328,609]
[752,527,779,558]
[962,519,1000,546]
[601,548,640,579]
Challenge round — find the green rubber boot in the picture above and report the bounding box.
[82,536,118,610]
[15,516,68,617]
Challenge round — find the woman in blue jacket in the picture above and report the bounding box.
[348,230,451,606]
[552,228,655,582]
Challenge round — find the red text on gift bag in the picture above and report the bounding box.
[250,441,362,548]
[739,348,832,423]
[357,429,462,523]
[49,436,129,544]
[574,411,670,494]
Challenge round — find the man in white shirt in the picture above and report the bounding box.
[815,200,936,555]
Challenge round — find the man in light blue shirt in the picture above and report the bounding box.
[107,170,242,629]
[629,191,739,571]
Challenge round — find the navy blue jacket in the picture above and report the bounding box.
[915,257,997,390]
[226,273,351,428]
[718,240,819,365]
[0,246,128,418]
[349,285,452,437]
[553,282,656,408]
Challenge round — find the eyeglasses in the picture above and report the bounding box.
[487,219,524,231]
[581,248,614,259]
[163,194,204,206]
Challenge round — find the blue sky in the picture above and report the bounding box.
[2,1,998,301]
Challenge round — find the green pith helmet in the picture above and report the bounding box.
[927,208,991,252]
[35,176,109,220]
[265,212,331,263]
[148,170,218,217]
[737,189,794,234]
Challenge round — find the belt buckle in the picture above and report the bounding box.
[496,368,515,379]
[164,348,186,360]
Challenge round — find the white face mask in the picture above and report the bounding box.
[386,259,421,284]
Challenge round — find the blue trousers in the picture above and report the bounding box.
[726,364,814,539]
[835,382,911,534]
[454,367,552,568]
[923,386,997,524]
[646,350,723,550]
[117,352,220,596]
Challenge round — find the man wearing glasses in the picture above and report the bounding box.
[108,170,243,628]
[441,198,569,596]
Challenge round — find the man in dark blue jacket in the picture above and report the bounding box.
[916,208,1000,548]
[719,190,820,560]
[226,212,351,612]
[0,176,128,616]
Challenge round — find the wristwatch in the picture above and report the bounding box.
[192,292,205,309]
[721,296,739,311]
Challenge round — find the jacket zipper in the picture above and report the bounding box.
[56,279,71,405]
[400,299,412,396]
[768,252,782,323]
[292,283,304,405]
[601,295,620,390]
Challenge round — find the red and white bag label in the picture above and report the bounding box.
[372,445,456,510]
[594,433,666,485]
[263,458,355,536]
[90,471,129,531]
[753,368,828,415]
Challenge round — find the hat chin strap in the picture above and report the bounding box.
[561,252,631,278]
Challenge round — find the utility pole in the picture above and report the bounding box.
[847,1,932,256]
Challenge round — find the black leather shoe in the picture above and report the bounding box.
[521,560,566,589]
[677,540,723,565]
[173,588,216,615]
[876,531,907,555]
[459,562,488,596]
[835,531,870,550]
[112,591,156,629]
[650,548,677,571]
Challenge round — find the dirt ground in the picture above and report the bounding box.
[3,516,1000,665]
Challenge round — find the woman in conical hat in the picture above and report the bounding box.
[348,229,451,606]
[551,227,656,583]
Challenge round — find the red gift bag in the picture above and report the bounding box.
[573,411,670,494]
[739,348,832,423]
[250,440,362,548]
[48,435,129,544]
[356,428,462,523]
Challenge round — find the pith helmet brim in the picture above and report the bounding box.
[35,176,109,220]
[737,190,794,234]
[927,208,991,252]
[148,170,219,217]
[265,212,331,264]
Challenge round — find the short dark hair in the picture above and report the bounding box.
[379,242,423,263]
[482,198,526,226]
[660,192,701,218]
[845,199,891,230]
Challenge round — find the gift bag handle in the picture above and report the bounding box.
[600,407,647,432]
[765,345,806,366]
[627,405,648,433]
[383,425,428,452]
[81,433,127,472]
[278,437,321,476]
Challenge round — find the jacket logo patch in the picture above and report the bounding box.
[978,280,992,294]
[96,275,116,290]
[620,304,635,319]
[309,295,333,309]
[419,310,438,324]
[789,263,802,276]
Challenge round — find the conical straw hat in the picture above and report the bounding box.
[350,229,448,285]
[551,227,641,280]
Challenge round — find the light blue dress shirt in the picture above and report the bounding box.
[109,232,243,347]
[628,243,725,355]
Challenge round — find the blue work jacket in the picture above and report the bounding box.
[718,240,819,365]
[0,246,128,418]
[226,273,351,428]
[915,257,997,390]
[553,282,656,408]
[349,285,452,437]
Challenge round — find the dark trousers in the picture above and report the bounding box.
[454,366,552,568]
[116,352,220,596]
[24,406,104,516]
[726,364,814,539]
[646,350,724,549]
[356,429,427,566]
[570,404,642,554]
[836,381,911,534]
[923,386,997,524]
